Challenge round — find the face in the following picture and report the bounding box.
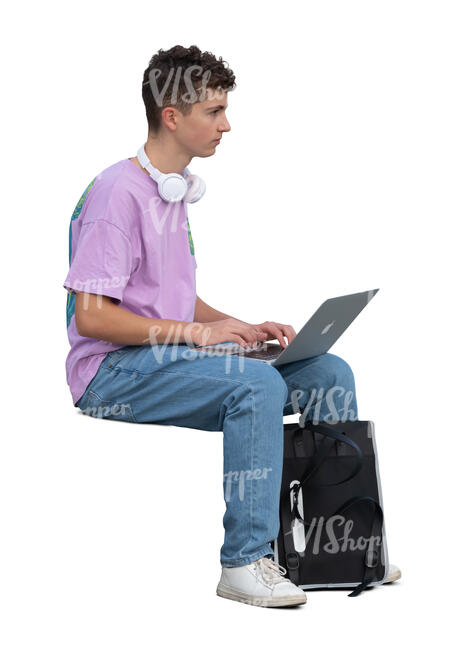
[170,88,231,158]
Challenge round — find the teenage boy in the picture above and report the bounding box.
[64,44,400,607]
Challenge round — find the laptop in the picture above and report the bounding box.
[198,289,379,366]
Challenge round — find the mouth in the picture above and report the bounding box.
[213,138,221,144]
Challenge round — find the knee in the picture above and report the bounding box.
[251,362,289,404]
[320,353,356,392]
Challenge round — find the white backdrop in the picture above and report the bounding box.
[1,0,458,647]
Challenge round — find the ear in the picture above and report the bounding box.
[161,106,179,132]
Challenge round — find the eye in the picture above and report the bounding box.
[212,109,220,114]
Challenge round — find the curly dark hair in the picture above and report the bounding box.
[142,44,236,135]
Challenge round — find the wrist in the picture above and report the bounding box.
[187,321,207,347]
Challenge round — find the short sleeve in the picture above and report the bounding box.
[64,220,132,302]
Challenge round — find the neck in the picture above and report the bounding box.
[136,133,192,176]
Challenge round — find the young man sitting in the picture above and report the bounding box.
[64,44,401,607]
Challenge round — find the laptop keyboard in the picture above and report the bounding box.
[230,343,284,360]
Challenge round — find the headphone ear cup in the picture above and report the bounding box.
[158,174,188,202]
[184,175,206,203]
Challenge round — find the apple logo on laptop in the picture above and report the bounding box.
[321,321,335,335]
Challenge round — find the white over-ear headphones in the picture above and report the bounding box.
[136,144,206,203]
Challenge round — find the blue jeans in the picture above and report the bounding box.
[76,342,358,567]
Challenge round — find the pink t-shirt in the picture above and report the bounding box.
[64,157,198,405]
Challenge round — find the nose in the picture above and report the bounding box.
[219,116,231,134]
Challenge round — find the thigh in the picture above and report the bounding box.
[78,342,289,427]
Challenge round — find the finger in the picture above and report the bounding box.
[234,324,260,347]
[231,328,253,348]
[253,323,273,341]
[263,324,288,348]
[274,328,288,348]
[254,328,268,341]
[257,325,276,342]
[248,326,266,345]
[287,325,297,340]
[232,335,249,349]
[276,324,297,344]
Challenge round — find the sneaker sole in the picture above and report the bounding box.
[216,584,307,608]
[384,567,402,583]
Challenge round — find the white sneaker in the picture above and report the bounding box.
[216,555,307,607]
[384,564,402,583]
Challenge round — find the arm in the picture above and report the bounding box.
[75,292,198,346]
[75,292,267,350]
[193,295,243,323]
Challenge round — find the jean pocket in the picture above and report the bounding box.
[80,389,137,423]
[105,346,134,369]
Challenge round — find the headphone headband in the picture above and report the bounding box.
[136,144,205,204]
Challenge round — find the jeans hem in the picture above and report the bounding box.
[220,545,274,568]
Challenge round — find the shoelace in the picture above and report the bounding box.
[253,556,290,585]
